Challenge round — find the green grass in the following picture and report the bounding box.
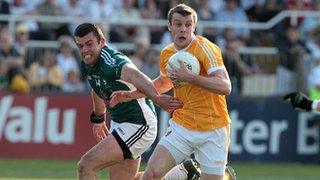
[0,158,320,180]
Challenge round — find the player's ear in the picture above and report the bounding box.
[168,22,172,32]
[99,37,106,46]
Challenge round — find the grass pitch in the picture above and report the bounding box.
[0,158,320,180]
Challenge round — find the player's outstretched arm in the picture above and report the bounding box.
[119,63,183,112]
[109,74,173,108]
[283,92,320,111]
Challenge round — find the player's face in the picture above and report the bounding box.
[169,13,196,50]
[75,32,105,66]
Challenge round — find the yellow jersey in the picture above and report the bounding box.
[160,35,231,131]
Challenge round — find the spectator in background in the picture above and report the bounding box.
[9,0,40,39]
[56,35,80,81]
[306,28,320,60]
[112,0,150,43]
[216,28,259,94]
[35,0,67,40]
[13,23,33,67]
[0,0,10,26]
[62,69,86,93]
[240,0,266,21]
[129,39,150,70]
[215,0,250,44]
[260,0,284,21]
[88,0,121,22]
[61,0,87,35]
[0,0,9,14]
[193,0,216,42]
[276,26,309,93]
[0,27,24,69]
[28,51,63,92]
[140,48,160,80]
[7,66,30,93]
[139,0,165,44]
[276,26,308,72]
[0,60,9,91]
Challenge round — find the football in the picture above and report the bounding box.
[166,51,200,86]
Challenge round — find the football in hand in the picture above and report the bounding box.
[166,51,200,86]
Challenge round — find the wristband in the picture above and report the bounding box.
[311,100,320,111]
[90,112,105,124]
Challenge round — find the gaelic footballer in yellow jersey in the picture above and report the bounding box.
[110,3,233,180]
[160,35,231,131]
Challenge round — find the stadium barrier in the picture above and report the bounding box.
[1,93,320,163]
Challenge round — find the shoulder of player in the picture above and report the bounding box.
[194,36,221,52]
[194,35,217,46]
[99,46,128,67]
[160,43,176,57]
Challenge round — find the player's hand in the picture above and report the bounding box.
[283,92,312,111]
[92,122,109,142]
[109,90,133,108]
[167,60,194,82]
[153,94,183,113]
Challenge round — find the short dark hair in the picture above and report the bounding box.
[74,23,104,41]
[167,4,198,25]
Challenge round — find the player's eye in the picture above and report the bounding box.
[76,44,83,49]
[86,42,93,47]
[173,22,182,27]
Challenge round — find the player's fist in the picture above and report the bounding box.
[283,92,312,111]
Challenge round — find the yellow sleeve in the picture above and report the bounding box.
[159,45,176,77]
[197,38,224,74]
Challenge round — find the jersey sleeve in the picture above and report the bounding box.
[159,46,175,77]
[100,49,130,80]
[197,39,225,75]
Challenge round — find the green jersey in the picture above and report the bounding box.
[81,46,156,124]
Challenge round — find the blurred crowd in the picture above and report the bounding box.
[1,0,320,97]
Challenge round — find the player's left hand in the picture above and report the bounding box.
[167,60,194,83]
[92,122,109,142]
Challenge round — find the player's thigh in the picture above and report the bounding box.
[145,145,177,177]
[194,126,229,176]
[79,134,123,171]
[109,158,141,180]
[157,122,193,164]
[111,121,157,159]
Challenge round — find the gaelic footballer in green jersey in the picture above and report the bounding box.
[74,23,183,180]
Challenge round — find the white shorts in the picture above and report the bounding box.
[110,119,157,159]
[158,119,230,175]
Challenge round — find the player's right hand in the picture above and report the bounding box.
[283,92,312,111]
[92,122,109,142]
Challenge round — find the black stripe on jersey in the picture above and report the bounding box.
[126,124,149,148]
[101,49,115,66]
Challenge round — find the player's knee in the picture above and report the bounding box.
[77,157,92,176]
[77,159,86,175]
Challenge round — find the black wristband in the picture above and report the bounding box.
[301,98,312,111]
[90,112,105,124]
